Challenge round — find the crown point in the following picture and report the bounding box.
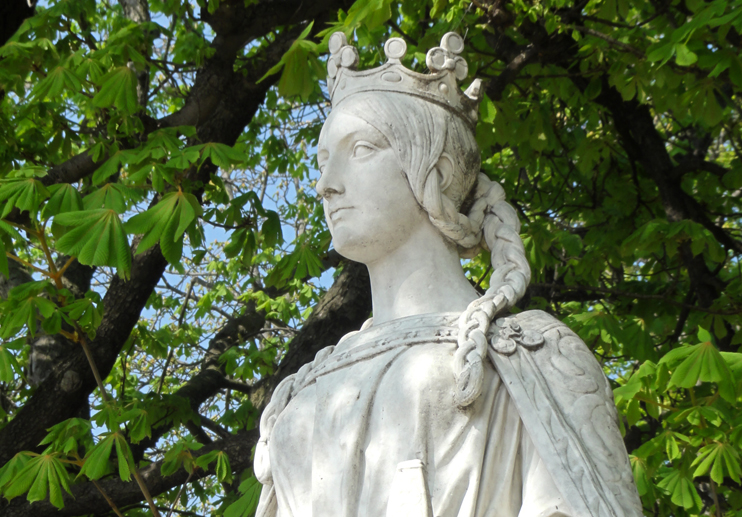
[327,59,338,78]
[329,32,347,55]
[326,32,481,128]
[441,33,465,54]
[455,59,468,81]
[384,38,407,60]
[464,79,483,101]
[426,49,446,72]
[340,46,359,68]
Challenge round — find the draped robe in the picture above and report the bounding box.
[255,311,642,517]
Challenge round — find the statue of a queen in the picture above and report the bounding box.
[253,32,644,517]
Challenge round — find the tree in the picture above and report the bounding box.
[0,0,739,515]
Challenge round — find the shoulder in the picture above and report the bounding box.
[490,311,644,516]
[507,309,576,336]
[492,309,611,401]
[502,310,592,358]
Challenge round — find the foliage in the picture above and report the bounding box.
[0,0,739,515]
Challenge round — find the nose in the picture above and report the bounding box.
[316,159,344,199]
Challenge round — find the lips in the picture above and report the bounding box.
[328,206,353,221]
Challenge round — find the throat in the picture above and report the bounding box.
[364,232,479,325]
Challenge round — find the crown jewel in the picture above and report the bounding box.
[326,32,483,128]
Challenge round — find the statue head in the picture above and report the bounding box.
[318,33,532,408]
[318,33,488,258]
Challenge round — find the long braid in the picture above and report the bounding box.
[450,173,531,407]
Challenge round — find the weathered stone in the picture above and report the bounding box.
[254,32,642,517]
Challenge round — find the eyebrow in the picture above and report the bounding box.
[318,127,386,160]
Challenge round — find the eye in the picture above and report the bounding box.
[317,149,329,173]
[352,141,377,158]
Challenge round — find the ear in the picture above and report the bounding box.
[435,153,455,191]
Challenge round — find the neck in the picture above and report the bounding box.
[364,224,479,326]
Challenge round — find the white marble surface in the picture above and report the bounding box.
[254,32,643,517]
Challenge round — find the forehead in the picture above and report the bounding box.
[318,107,384,149]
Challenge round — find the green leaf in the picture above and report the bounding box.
[113,433,134,481]
[224,475,262,517]
[0,452,33,492]
[160,438,202,477]
[92,66,139,113]
[0,346,20,383]
[83,183,128,213]
[3,454,72,509]
[53,209,132,278]
[667,342,736,402]
[0,287,59,338]
[657,469,702,510]
[215,451,232,483]
[259,22,324,100]
[278,46,319,100]
[92,150,127,185]
[692,442,742,484]
[80,434,115,480]
[40,418,93,453]
[345,0,392,29]
[0,239,7,279]
[61,292,103,332]
[124,191,202,264]
[480,93,496,124]
[261,211,282,248]
[647,42,675,65]
[33,66,83,100]
[259,21,315,84]
[674,44,697,66]
[200,143,247,169]
[698,327,712,343]
[630,455,651,496]
[0,178,50,218]
[42,184,83,218]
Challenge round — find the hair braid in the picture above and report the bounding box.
[451,174,531,408]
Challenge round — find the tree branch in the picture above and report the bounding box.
[1,430,259,517]
[0,34,297,470]
[530,283,739,315]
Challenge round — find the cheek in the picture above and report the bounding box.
[364,180,426,239]
[375,168,419,216]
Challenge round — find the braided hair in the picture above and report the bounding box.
[341,93,531,408]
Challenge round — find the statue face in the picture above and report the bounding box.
[316,109,431,264]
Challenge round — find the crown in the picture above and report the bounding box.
[326,32,483,128]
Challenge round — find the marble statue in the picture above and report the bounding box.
[254,32,643,517]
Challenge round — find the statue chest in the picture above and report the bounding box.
[268,339,505,517]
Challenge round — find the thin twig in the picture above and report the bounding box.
[79,334,161,516]
[78,333,109,402]
[55,255,78,279]
[388,19,418,46]
[166,469,195,517]
[158,281,194,394]
[710,478,722,517]
[567,25,645,58]
[475,264,493,291]
[92,480,126,517]
[132,469,162,517]
[5,252,49,276]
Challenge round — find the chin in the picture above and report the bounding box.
[331,238,374,264]
[330,231,387,264]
